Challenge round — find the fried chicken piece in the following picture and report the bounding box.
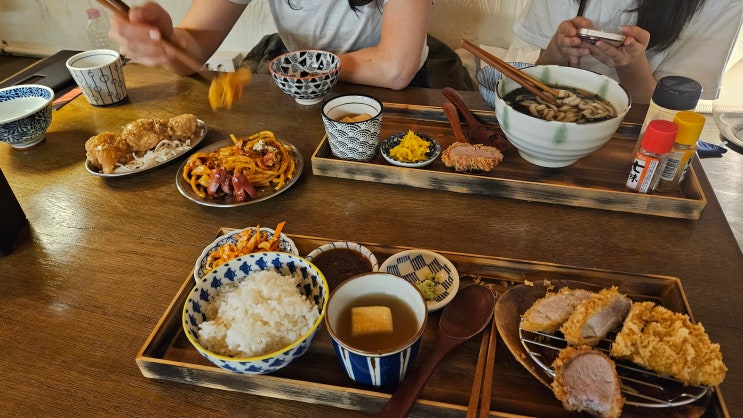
[609,301,727,386]
[521,287,595,333]
[560,286,631,346]
[85,132,132,174]
[121,118,169,152]
[441,142,503,172]
[552,345,624,418]
[167,113,201,143]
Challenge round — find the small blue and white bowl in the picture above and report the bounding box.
[380,132,441,168]
[193,226,299,282]
[325,272,428,387]
[0,85,54,149]
[380,249,460,312]
[183,252,328,374]
[269,50,341,105]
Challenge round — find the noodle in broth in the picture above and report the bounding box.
[503,86,617,123]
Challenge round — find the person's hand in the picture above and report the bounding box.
[109,1,181,67]
[537,16,593,67]
[583,25,650,71]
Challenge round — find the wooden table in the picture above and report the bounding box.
[1,63,741,417]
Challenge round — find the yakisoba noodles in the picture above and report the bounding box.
[182,131,296,202]
[503,86,617,123]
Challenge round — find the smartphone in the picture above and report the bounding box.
[578,28,625,47]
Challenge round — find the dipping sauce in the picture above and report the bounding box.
[335,293,419,352]
[311,248,373,288]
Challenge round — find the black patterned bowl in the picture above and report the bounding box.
[269,50,341,105]
[0,85,54,149]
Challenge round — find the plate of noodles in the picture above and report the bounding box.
[176,131,303,207]
[84,118,207,177]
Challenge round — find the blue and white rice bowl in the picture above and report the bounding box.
[269,50,340,105]
[380,249,460,312]
[477,62,534,110]
[193,226,299,282]
[324,272,428,387]
[183,252,328,374]
[481,64,631,168]
[0,85,54,149]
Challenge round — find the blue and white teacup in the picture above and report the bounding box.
[324,272,428,387]
[66,49,128,106]
[321,94,383,162]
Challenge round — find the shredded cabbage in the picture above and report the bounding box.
[113,139,192,173]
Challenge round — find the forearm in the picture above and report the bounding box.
[615,54,656,104]
[339,0,431,90]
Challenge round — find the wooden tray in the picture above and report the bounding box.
[310,103,707,219]
[136,232,727,417]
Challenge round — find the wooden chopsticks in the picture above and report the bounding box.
[96,0,208,76]
[461,39,559,107]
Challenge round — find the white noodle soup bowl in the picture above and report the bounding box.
[492,65,631,168]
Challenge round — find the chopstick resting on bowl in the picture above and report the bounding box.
[461,39,559,107]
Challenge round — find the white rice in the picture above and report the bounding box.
[197,269,319,358]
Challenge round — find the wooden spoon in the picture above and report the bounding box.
[442,87,510,151]
[377,285,496,418]
[442,101,468,143]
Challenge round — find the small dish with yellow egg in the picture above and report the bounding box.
[380,130,441,168]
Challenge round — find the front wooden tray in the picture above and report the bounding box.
[136,232,727,417]
[311,103,707,219]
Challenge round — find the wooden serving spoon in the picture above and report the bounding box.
[377,285,496,418]
[442,87,510,152]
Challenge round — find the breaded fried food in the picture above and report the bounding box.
[609,301,727,386]
[521,287,595,333]
[122,118,169,152]
[441,142,503,172]
[85,132,132,174]
[552,345,624,418]
[560,286,631,346]
[167,113,200,143]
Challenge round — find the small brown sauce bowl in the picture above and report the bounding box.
[305,242,378,290]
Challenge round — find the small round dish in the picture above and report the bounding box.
[193,226,299,282]
[379,249,459,312]
[380,131,441,168]
[305,241,379,289]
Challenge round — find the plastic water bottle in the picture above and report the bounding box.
[86,8,116,50]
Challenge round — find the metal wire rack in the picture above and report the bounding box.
[518,319,709,408]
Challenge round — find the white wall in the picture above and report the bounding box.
[0,0,527,59]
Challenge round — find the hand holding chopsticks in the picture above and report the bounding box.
[96,0,209,78]
[460,39,559,107]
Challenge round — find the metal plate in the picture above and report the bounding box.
[85,119,207,177]
[175,139,304,207]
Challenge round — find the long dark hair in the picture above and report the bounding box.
[579,0,706,51]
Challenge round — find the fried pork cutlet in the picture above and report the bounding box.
[560,286,631,346]
[441,142,503,172]
[609,301,727,386]
[521,287,595,333]
[121,118,169,152]
[167,113,200,143]
[552,345,624,418]
[85,132,132,174]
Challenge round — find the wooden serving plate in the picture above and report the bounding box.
[135,232,727,417]
[310,103,707,219]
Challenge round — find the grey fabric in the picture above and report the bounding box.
[240,33,473,91]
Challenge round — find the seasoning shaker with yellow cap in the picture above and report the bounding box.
[656,111,706,193]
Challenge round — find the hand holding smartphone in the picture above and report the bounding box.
[578,28,625,47]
